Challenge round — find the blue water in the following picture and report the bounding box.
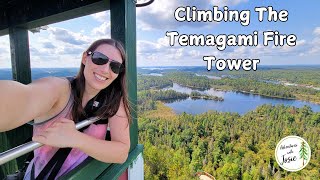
[164,83,320,115]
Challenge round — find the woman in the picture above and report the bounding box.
[0,39,131,179]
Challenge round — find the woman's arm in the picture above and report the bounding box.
[0,77,69,132]
[32,99,131,163]
[75,99,130,163]
[74,124,130,163]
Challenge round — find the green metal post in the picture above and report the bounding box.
[9,27,31,84]
[0,27,33,178]
[110,0,138,151]
[8,26,33,165]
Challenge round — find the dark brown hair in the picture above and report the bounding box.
[71,39,131,125]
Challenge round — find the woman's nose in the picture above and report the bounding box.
[100,62,111,74]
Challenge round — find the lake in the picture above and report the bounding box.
[164,83,320,115]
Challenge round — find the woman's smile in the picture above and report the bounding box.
[94,72,108,82]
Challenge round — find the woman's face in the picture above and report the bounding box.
[82,44,123,93]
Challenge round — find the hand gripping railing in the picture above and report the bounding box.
[0,117,100,165]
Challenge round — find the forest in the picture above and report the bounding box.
[137,68,320,179]
[139,103,320,179]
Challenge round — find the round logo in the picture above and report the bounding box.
[275,136,311,172]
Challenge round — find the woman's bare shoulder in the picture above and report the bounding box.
[30,76,71,97]
[31,77,72,123]
[32,76,69,88]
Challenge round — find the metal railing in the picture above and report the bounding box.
[0,117,100,165]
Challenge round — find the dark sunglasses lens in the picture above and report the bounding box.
[92,53,108,65]
[110,62,123,74]
[91,52,123,74]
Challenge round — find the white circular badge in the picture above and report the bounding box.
[275,136,311,172]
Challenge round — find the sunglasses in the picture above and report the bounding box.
[87,51,124,74]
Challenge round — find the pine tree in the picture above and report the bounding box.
[299,141,308,167]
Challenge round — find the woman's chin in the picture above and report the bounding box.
[87,81,107,92]
[85,74,111,92]
[93,84,108,91]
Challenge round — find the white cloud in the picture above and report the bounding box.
[48,27,91,46]
[91,11,110,23]
[136,0,248,30]
[188,50,201,58]
[0,35,10,68]
[137,40,160,55]
[137,37,206,66]
[313,27,320,36]
[26,27,92,67]
[42,41,56,49]
[137,0,207,30]
[279,40,306,53]
[308,42,320,55]
[91,22,111,38]
[156,36,170,47]
[0,39,9,54]
[307,27,320,55]
[56,44,84,55]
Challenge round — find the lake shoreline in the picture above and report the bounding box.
[172,83,320,104]
[163,83,320,115]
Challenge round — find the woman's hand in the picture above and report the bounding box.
[32,118,81,148]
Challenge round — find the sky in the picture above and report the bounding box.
[0,0,319,68]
